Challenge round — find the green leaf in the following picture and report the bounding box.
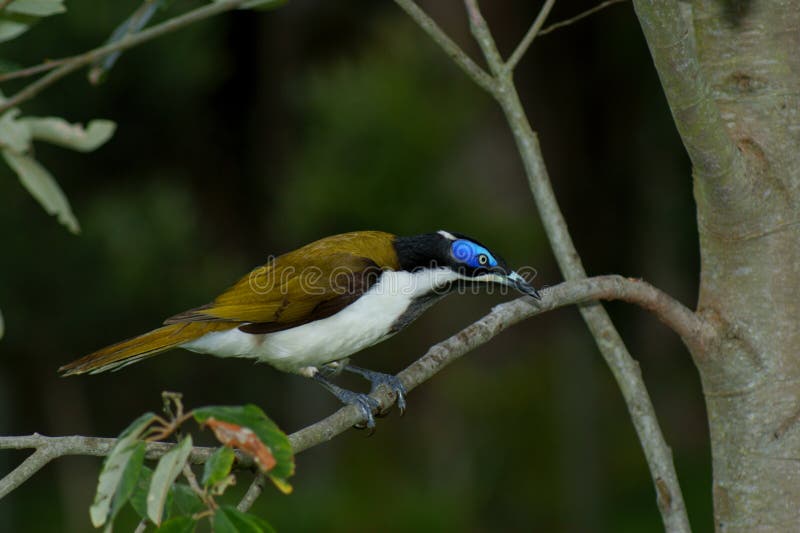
[193,405,294,494]
[2,149,80,233]
[147,435,193,526]
[201,446,235,489]
[168,483,204,519]
[0,109,32,153]
[130,466,154,520]
[90,413,156,527]
[213,506,275,533]
[22,117,115,152]
[0,0,64,43]
[0,15,33,43]
[134,475,200,526]
[107,441,146,527]
[5,0,65,16]
[155,516,196,533]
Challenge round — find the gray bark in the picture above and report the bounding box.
[635,0,800,530]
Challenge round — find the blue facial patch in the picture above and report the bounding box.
[451,239,498,268]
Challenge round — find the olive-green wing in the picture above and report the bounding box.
[164,252,383,327]
[165,231,398,328]
[237,259,382,334]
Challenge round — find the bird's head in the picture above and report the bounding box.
[394,230,541,299]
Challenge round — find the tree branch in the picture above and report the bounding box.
[237,473,267,512]
[0,276,709,509]
[463,0,505,78]
[0,59,71,84]
[0,434,256,499]
[287,273,707,455]
[392,0,496,94]
[439,2,694,531]
[631,0,745,213]
[0,0,247,114]
[506,0,556,73]
[539,0,627,37]
[0,447,55,500]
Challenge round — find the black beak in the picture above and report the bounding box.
[506,271,541,300]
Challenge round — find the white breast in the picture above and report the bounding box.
[180,268,459,374]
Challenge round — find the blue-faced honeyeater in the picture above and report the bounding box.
[60,230,540,427]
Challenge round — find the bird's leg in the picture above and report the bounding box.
[343,365,407,414]
[312,373,380,429]
[318,358,349,378]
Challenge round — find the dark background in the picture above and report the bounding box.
[0,1,709,531]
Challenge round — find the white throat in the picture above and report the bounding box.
[374,267,462,299]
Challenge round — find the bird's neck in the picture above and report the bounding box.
[378,268,457,334]
[380,267,460,299]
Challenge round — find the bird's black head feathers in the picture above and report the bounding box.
[393,230,510,278]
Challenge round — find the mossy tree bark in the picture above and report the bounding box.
[635,1,800,530]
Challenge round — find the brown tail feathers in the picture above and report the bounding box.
[59,322,232,376]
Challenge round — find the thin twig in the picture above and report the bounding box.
[237,473,267,512]
[183,463,213,508]
[539,0,627,37]
[0,447,55,499]
[0,59,71,83]
[0,276,709,506]
[506,0,556,72]
[463,0,505,78]
[0,0,247,114]
[392,0,496,94]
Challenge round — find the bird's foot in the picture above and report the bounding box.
[339,390,381,430]
[313,374,380,429]
[344,365,407,415]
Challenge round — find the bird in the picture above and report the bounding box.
[60,230,541,427]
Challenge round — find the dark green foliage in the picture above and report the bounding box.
[214,505,275,533]
[155,516,196,533]
[89,399,292,531]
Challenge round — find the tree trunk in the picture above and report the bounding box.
[637,1,800,530]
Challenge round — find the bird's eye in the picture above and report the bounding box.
[478,254,488,266]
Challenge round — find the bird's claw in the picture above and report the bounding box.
[370,374,407,415]
[312,373,380,429]
[345,392,380,430]
[344,365,407,415]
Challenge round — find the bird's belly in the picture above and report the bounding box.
[180,275,423,373]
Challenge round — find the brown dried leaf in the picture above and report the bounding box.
[205,418,277,473]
